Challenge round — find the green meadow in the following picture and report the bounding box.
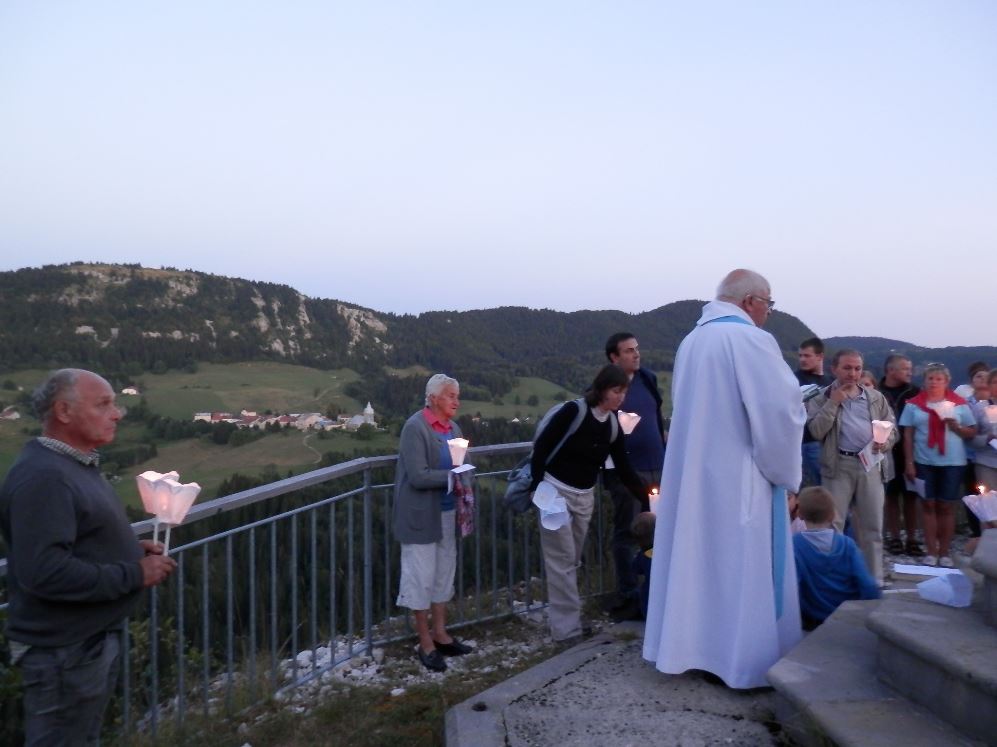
[136,362,365,419]
[1,363,670,510]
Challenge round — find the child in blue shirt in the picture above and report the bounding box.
[630,511,655,619]
[793,487,880,630]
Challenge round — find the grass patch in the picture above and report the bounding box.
[150,617,559,747]
[138,362,364,420]
[116,427,399,508]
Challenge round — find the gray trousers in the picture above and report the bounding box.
[538,479,594,641]
[19,630,122,746]
[824,455,885,583]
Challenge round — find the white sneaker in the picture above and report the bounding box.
[923,554,938,567]
[938,556,954,568]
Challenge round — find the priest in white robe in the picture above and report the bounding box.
[643,269,806,689]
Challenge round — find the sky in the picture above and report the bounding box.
[1,1,995,348]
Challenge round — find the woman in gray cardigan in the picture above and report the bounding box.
[393,373,473,671]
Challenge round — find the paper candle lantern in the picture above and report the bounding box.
[871,420,894,444]
[962,486,997,523]
[137,470,179,546]
[617,411,641,435]
[156,478,201,526]
[135,470,201,554]
[928,401,956,421]
[447,438,469,467]
[984,405,997,425]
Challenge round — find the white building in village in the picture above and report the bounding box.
[191,402,377,432]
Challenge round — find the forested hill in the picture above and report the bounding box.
[0,263,815,386]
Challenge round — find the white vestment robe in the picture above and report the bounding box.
[642,300,805,688]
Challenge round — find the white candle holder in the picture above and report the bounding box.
[447,438,469,467]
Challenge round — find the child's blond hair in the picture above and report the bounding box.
[798,486,835,525]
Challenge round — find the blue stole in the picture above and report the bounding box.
[705,314,787,618]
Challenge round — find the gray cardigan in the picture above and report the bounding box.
[392,411,462,545]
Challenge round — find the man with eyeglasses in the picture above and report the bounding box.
[643,269,805,688]
[0,368,177,745]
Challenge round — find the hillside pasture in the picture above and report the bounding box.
[117,427,399,508]
[459,376,578,420]
[138,362,364,419]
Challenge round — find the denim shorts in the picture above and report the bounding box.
[915,463,967,502]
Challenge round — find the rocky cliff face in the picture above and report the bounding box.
[0,263,392,370]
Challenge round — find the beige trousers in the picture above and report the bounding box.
[824,455,885,583]
[538,476,594,641]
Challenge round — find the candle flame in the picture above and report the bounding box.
[650,488,659,496]
[981,485,988,495]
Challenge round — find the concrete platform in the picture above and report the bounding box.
[446,621,783,746]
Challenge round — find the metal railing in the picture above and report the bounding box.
[1,442,615,740]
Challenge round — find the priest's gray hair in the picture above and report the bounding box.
[425,373,459,406]
[32,368,82,423]
[716,269,770,303]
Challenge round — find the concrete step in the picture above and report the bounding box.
[768,599,985,747]
[971,528,997,628]
[867,593,997,744]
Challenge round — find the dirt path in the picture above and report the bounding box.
[301,433,323,464]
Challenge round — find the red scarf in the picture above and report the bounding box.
[907,390,967,456]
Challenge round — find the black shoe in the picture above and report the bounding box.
[604,593,634,612]
[417,647,447,672]
[432,637,472,656]
[609,598,644,622]
[905,540,925,558]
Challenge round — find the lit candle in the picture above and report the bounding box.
[135,470,201,554]
[984,405,997,426]
[648,487,660,515]
[136,470,179,546]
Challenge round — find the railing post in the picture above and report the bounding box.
[363,466,373,654]
[150,584,159,736]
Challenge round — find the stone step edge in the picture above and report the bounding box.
[866,594,997,699]
[768,600,983,747]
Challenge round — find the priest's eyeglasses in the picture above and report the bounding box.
[748,294,776,310]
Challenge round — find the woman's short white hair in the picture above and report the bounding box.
[425,373,459,406]
[716,269,769,303]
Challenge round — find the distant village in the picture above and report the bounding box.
[192,402,378,432]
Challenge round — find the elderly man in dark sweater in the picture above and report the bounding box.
[0,369,176,746]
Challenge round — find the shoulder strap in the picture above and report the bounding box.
[545,399,587,466]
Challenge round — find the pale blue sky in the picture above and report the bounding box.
[2,1,994,347]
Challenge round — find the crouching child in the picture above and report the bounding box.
[794,487,880,630]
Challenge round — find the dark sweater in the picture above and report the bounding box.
[879,380,920,462]
[0,440,144,647]
[530,402,646,503]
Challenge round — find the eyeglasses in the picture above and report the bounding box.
[748,294,776,310]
